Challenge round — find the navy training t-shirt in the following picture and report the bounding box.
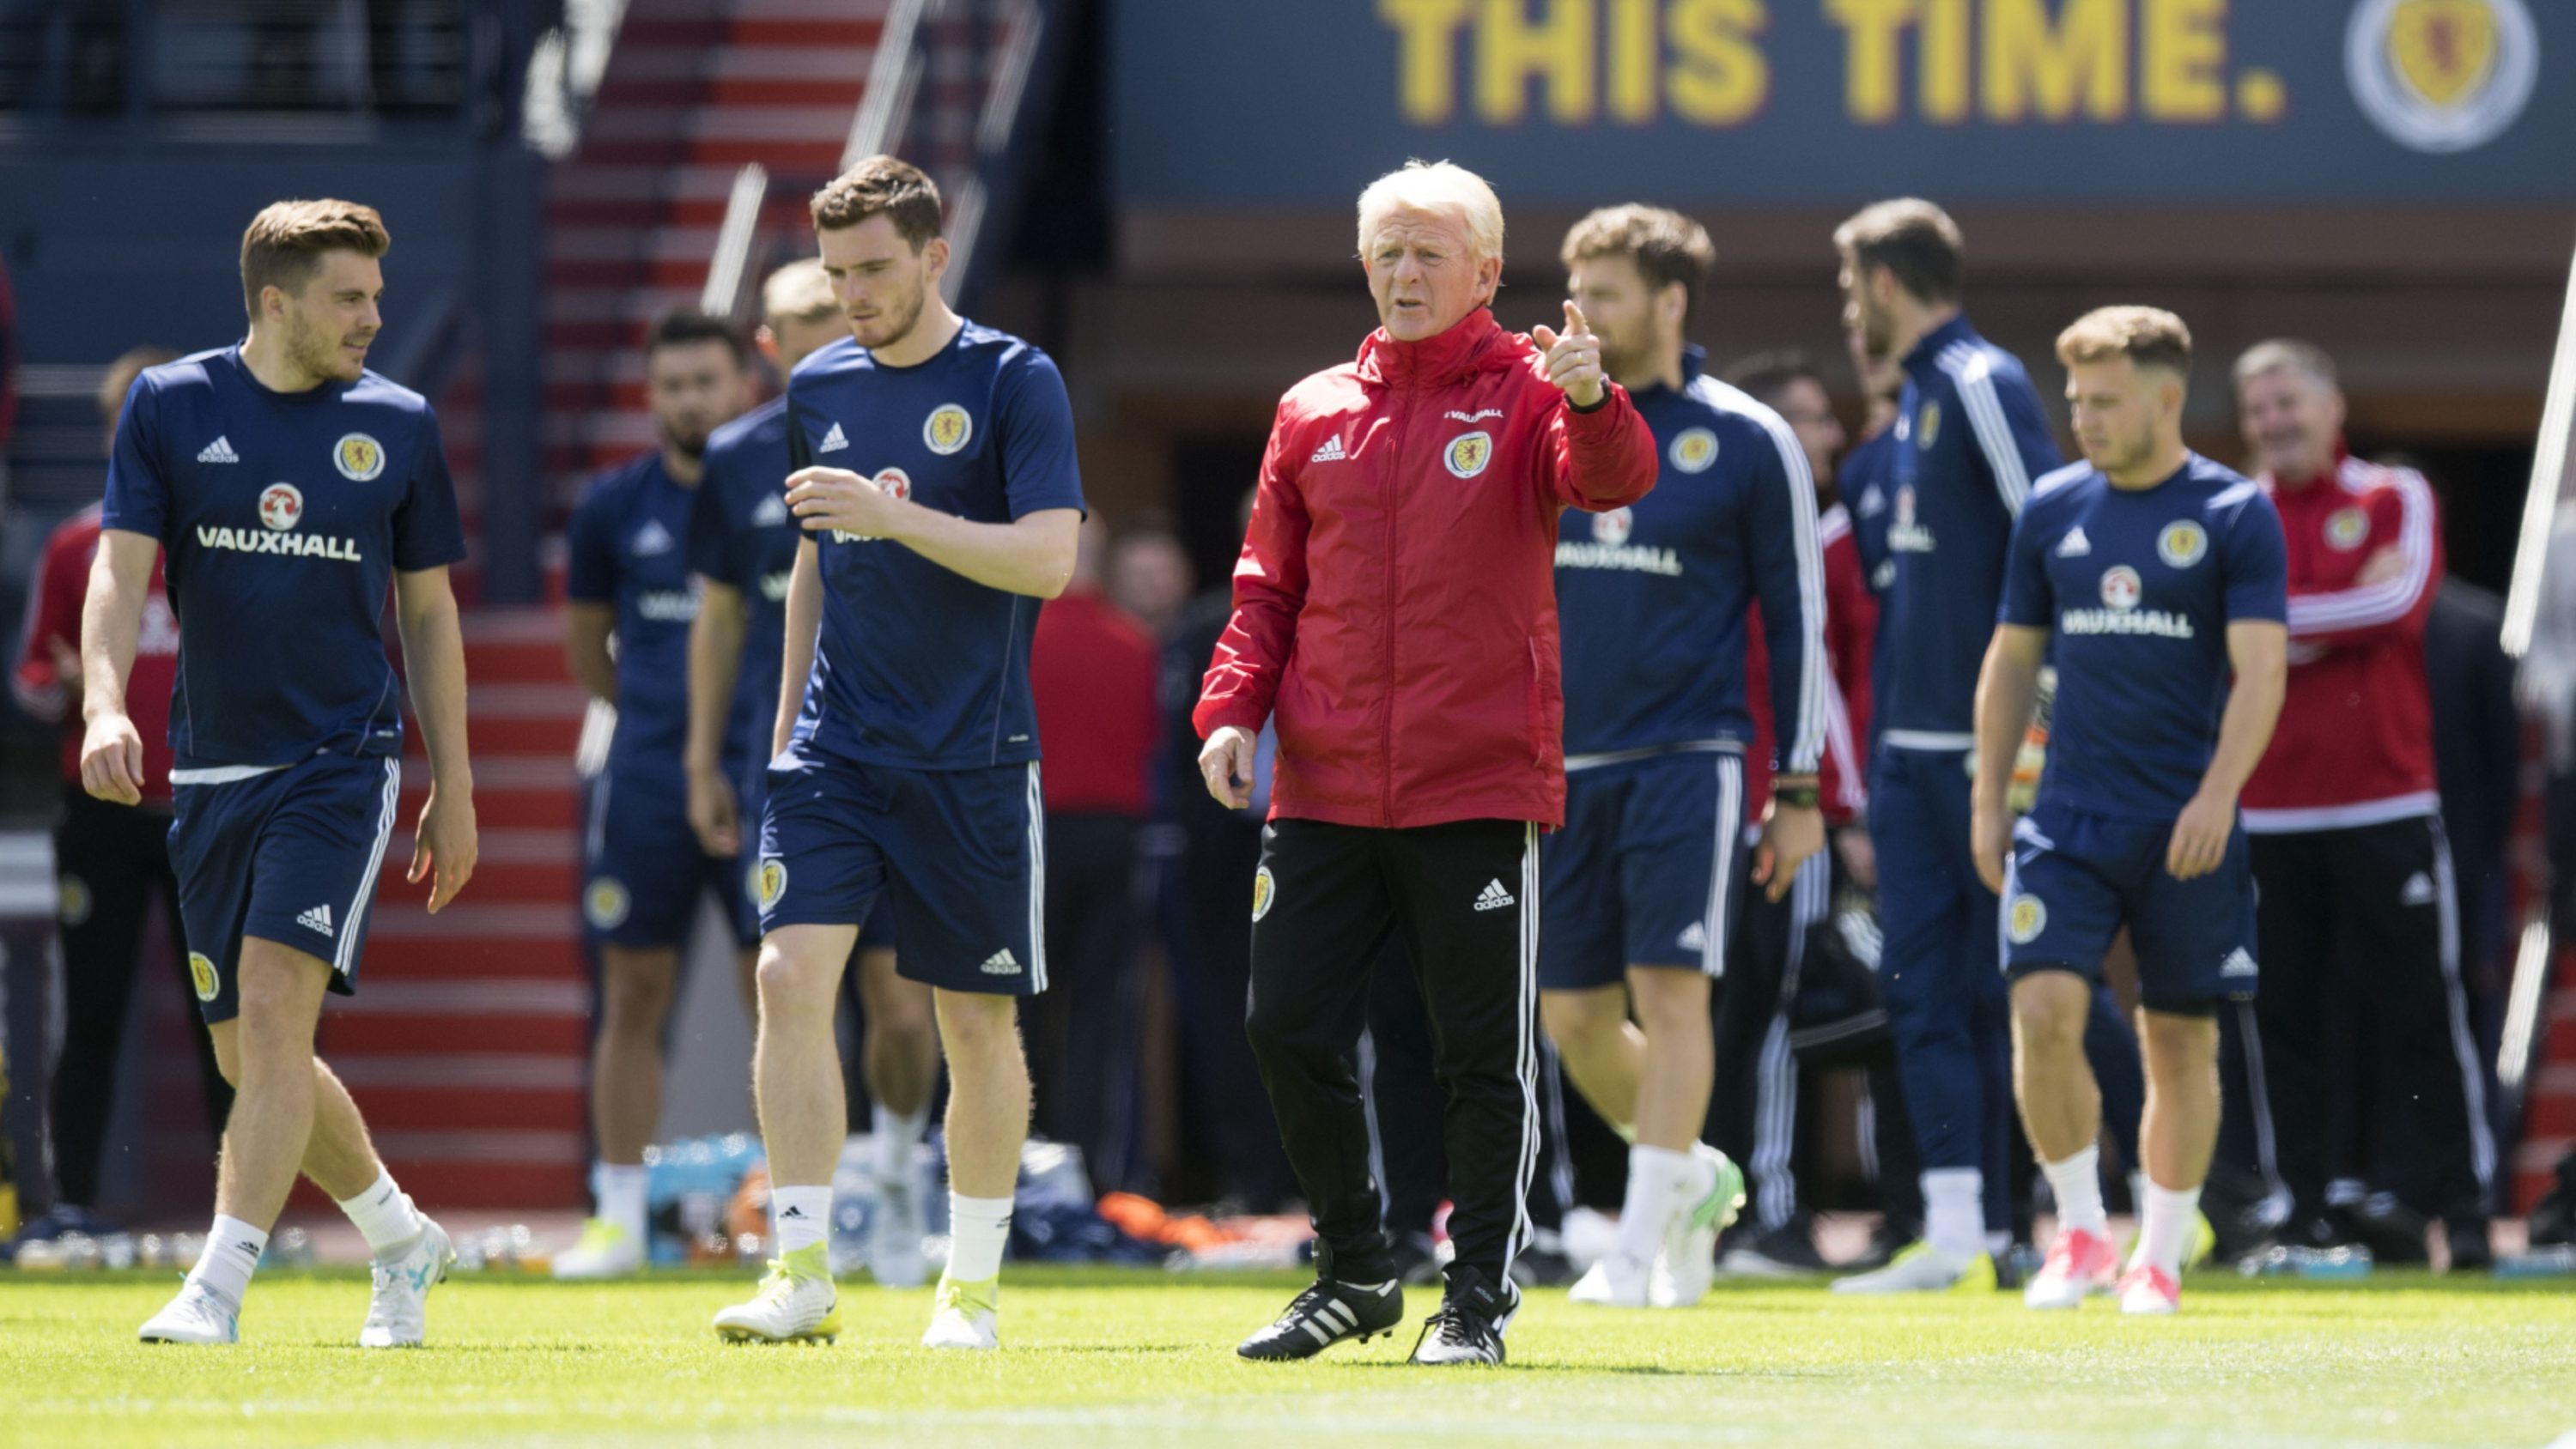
[100,345,466,770]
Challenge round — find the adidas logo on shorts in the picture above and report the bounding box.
[2400,871,2436,906]
[1473,879,1516,912]
[2220,948,2258,979]
[297,904,336,939]
[1677,920,1709,953]
[979,949,1023,976]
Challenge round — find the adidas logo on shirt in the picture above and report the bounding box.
[2057,527,2091,557]
[1309,435,1346,464]
[197,436,240,464]
[1473,879,1516,912]
[817,422,850,454]
[979,949,1023,976]
[632,520,675,556]
[297,904,336,939]
[2401,872,2436,906]
[2220,948,2258,979]
[752,493,789,527]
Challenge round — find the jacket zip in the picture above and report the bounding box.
[1380,378,1408,829]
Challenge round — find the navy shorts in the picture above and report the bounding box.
[168,752,404,1024]
[738,760,895,952]
[582,766,760,950]
[1539,749,1746,989]
[756,752,1039,995]
[2002,797,2259,1012]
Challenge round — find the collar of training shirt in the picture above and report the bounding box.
[2262,439,2354,498]
[1622,343,1707,406]
[1899,312,1978,379]
[1355,307,1508,391]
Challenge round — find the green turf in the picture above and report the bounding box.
[4,1267,2573,1447]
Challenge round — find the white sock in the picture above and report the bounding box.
[187,1215,267,1307]
[2043,1146,2109,1239]
[1921,1168,1985,1263]
[596,1162,649,1241]
[2134,1181,2202,1280]
[946,1191,1013,1283]
[1614,1145,1695,1266]
[2129,1171,2149,1222]
[872,1104,926,1183]
[772,1185,832,1257]
[335,1168,427,1258]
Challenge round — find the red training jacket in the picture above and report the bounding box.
[1030,585,1161,817]
[1195,308,1657,829]
[2241,448,2441,831]
[13,504,179,806]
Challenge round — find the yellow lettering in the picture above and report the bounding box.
[1668,0,1769,125]
[1827,0,1915,124]
[2142,0,2226,121]
[1920,0,1971,123]
[1476,0,1595,124]
[1984,0,2126,121]
[1381,0,1474,122]
[1607,0,1657,123]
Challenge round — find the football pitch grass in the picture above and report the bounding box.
[5,1267,2574,1447]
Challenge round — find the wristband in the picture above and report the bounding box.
[1772,783,1821,811]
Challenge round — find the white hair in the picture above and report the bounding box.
[760,257,835,324]
[1356,160,1504,264]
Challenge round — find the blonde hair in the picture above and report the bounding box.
[2057,306,2193,376]
[760,258,836,326]
[1357,160,1504,264]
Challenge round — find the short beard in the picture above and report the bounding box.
[854,281,927,350]
[664,425,711,461]
[286,310,359,385]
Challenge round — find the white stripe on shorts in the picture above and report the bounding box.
[339,758,402,976]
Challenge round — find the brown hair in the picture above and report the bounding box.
[99,345,181,424]
[1722,349,1826,409]
[1832,198,1964,306]
[1561,204,1716,322]
[810,155,944,248]
[2057,306,2193,375]
[2232,337,2337,391]
[239,199,391,321]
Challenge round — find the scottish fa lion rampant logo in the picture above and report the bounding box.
[334,432,386,482]
[2008,895,2048,944]
[923,404,972,456]
[2157,520,2208,568]
[585,878,631,931]
[2325,506,2371,551]
[2346,0,2537,153]
[1444,431,1492,479]
[1670,427,1718,475]
[1917,402,1941,449]
[757,858,789,911]
[189,951,219,1003]
[1252,867,1275,922]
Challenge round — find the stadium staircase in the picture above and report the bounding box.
[319,0,1061,1210]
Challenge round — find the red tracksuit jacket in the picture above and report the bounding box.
[1194,307,1658,829]
[2241,448,2442,831]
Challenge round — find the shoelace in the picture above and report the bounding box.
[1409,1304,1491,1358]
[1271,1284,1335,1331]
